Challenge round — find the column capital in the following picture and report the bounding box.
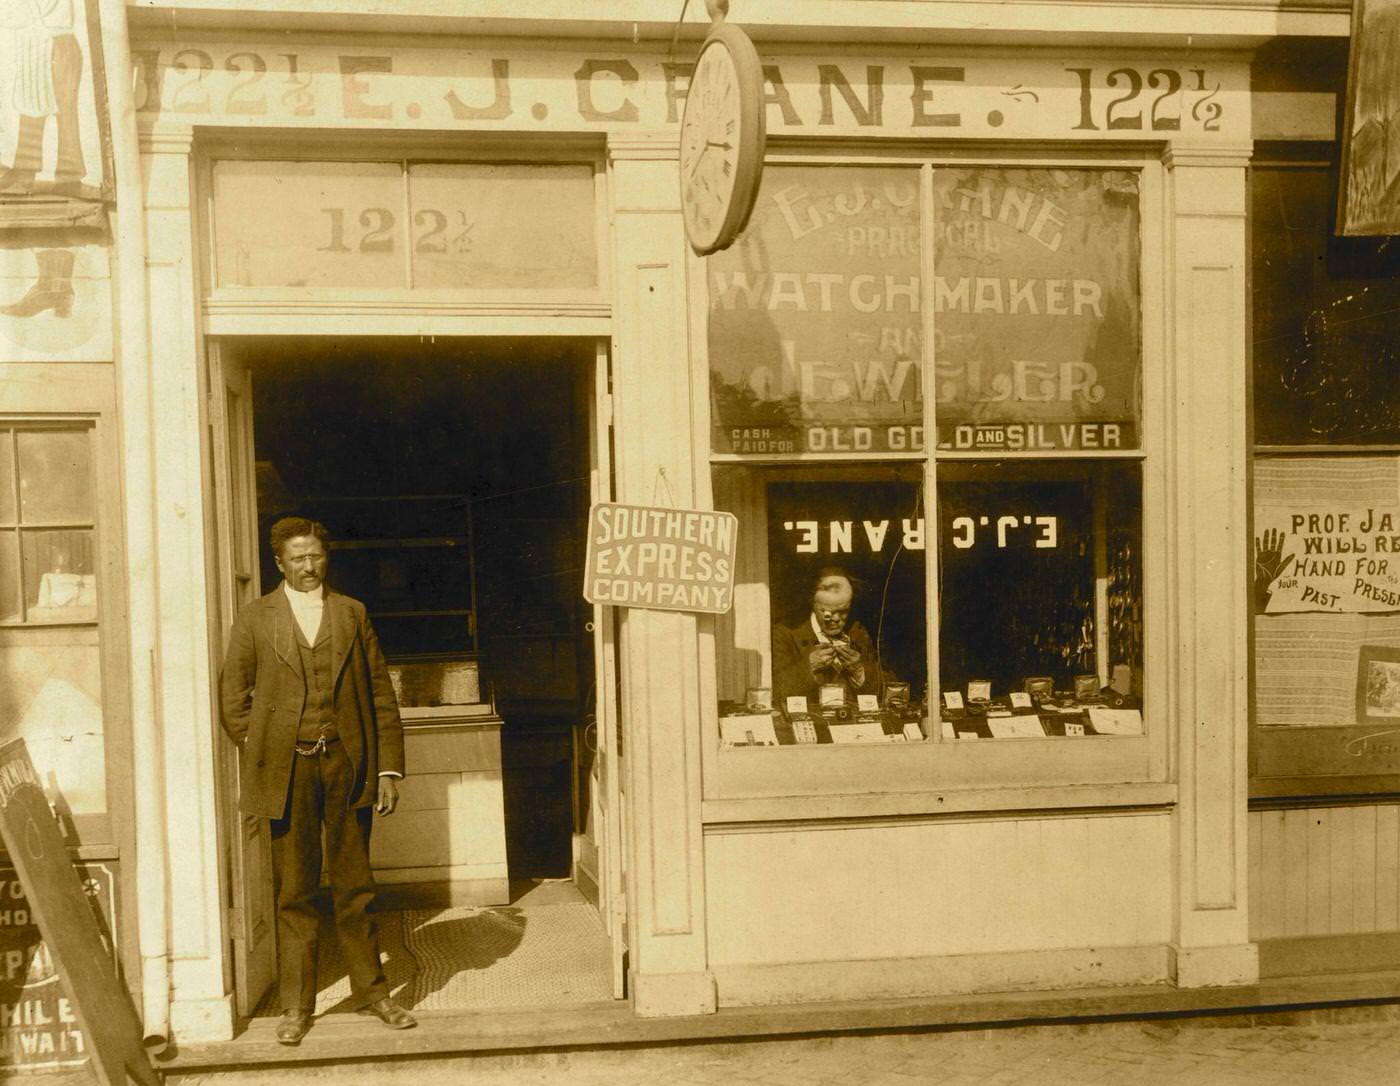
[608,132,681,163]
[138,122,195,157]
[1163,143,1253,171]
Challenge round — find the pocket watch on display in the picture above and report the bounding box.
[678,9,766,256]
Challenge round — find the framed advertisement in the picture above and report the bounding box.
[1356,644,1400,726]
[1337,0,1400,235]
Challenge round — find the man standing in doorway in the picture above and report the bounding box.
[220,516,415,1044]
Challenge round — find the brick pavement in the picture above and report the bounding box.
[170,1017,1400,1086]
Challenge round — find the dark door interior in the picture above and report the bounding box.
[238,335,593,878]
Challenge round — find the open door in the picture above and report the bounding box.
[574,341,626,998]
[207,342,278,1017]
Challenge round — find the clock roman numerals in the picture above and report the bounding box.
[678,24,765,254]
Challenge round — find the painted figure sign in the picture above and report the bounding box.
[1338,0,1400,235]
[707,165,1141,455]
[0,0,108,201]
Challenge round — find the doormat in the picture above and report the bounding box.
[257,901,613,1016]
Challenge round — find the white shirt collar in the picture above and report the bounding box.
[283,581,324,606]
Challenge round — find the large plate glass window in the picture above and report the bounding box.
[709,162,1144,752]
[1250,151,1400,795]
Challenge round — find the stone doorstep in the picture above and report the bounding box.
[157,969,1400,1075]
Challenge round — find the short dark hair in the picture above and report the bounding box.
[269,516,328,558]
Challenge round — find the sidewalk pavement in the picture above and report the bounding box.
[169,1015,1400,1086]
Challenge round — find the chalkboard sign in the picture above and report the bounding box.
[0,740,156,1086]
[1252,160,1400,445]
[0,862,115,1073]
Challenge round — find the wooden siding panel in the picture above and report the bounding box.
[1353,805,1378,933]
[705,814,1170,968]
[1328,805,1355,934]
[1380,805,1400,931]
[1250,804,1400,942]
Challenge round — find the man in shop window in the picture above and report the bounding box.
[772,566,888,707]
[219,516,415,1045]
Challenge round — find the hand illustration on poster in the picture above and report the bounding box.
[1253,527,1295,612]
[1253,506,1400,613]
[0,0,108,201]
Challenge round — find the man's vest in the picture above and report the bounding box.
[293,611,337,742]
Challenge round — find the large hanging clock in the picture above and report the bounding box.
[678,21,767,256]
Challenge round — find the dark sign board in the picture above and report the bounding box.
[1338,0,1400,235]
[0,862,114,1073]
[0,740,156,1086]
[708,164,1141,455]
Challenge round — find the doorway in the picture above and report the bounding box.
[208,335,625,1019]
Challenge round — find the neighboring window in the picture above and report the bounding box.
[0,426,98,625]
[1250,152,1400,794]
[710,162,1145,750]
[1252,159,1400,446]
[0,422,106,820]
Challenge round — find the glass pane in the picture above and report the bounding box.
[0,431,14,524]
[21,529,97,623]
[408,163,598,289]
[0,531,19,621]
[16,429,93,524]
[1251,164,1400,444]
[936,461,1143,738]
[713,464,928,747]
[212,160,405,288]
[0,635,106,814]
[708,164,924,455]
[931,167,1142,452]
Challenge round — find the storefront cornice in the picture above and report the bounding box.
[126,0,1349,48]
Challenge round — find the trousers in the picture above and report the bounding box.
[10,35,86,182]
[268,740,389,1013]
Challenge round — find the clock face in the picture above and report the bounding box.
[679,25,766,255]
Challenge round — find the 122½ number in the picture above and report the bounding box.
[317,208,473,255]
[1066,67,1222,132]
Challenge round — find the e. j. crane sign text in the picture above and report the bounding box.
[584,503,738,614]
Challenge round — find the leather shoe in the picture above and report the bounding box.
[274,1009,312,1045]
[357,996,416,1030]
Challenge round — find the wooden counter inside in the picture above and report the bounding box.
[369,706,508,905]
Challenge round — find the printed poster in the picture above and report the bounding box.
[1254,505,1400,613]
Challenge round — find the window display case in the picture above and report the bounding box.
[702,156,1162,801]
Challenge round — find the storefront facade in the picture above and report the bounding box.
[5,0,1396,1058]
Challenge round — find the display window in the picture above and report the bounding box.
[706,158,1150,774]
[1250,149,1400,795]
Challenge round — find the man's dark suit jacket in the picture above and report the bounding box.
[771,617,883,706]
[219,586,405,819]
